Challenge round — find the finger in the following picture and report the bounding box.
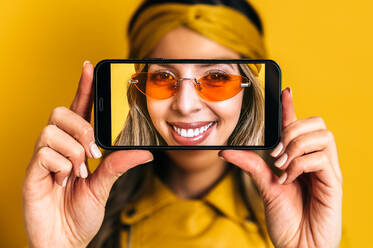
[35,124,87,178]
[70,60,94,121]
[88,150,153,206]
[26,147,72,187]
[270,87,297,157]
[282,151,332,185]
[282,87,297,128]
[270,116,327,158]
[48,106,101,159]
[219,150,281,201]
[273,129,333,171]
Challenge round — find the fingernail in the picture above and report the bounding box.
[270,142,283,157]
[90,142,102,159]
[62,176,68,187]
[287,87,292,97]
[278,172,287,184]
[218,151,225,161]
[274,153,288,168]
[80,162,88,178]
[144,154,154,164]
[83,60,90,67]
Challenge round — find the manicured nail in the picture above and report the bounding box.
[274,153,288,168]
[144,154,154,163]
[218,155,225,161]
[278,172,287,184]
[62,176,68,187]
[287,87,292,97]
[83,60,90,67]
[218,151,225,161]
[80,162,88,178]
[270,142,283,157]
[90,142,102,158]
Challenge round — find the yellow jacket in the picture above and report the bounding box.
[120,166,273,247]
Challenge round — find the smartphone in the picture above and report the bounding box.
[94,58,281,150]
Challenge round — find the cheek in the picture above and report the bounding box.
[147,98,170,132]
[212,90,243,124]
[208,90,243,144]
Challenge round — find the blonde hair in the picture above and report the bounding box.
[114,63,264,146]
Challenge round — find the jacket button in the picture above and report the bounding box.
[126,208,136,217]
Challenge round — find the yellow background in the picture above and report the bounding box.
[1,0,371,246]
[110,63,265,144]
[111,63,132,144]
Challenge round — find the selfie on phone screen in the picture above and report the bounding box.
[112,62,265,147]
[93,59,281,150]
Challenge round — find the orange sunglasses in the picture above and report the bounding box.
[128,71,251,101]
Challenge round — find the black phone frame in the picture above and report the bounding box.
[94,58,281,150]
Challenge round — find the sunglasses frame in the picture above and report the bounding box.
[128,72,251,101]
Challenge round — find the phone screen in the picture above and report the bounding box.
[94,59,281,149]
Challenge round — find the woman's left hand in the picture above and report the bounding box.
[220,88,342,248]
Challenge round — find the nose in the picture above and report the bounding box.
[171,78,203,115]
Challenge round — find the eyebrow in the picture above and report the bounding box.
[152,63,235,70]
[199,64,234,70]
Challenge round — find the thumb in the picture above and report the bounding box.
[88,150,153,205]
[220,150,280,201]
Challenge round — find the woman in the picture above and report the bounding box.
[22,0,343,247]
[114,62,265,146]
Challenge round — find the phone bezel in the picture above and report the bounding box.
[94,58,281,150]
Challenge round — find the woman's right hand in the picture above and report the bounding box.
[22,61,153,248]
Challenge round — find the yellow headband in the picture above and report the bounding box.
[129,3,266,75]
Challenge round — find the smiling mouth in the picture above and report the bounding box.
[172,122,214,138]
[167,121,217,145]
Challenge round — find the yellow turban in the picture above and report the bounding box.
[129,3,266,76]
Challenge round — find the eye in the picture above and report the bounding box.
[209,73,224,79]
[150,71,176,83]
[154,71,174,80]
[203,71,230,82]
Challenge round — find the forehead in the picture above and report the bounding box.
[148,63,239,73]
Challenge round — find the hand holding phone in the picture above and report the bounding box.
[22,61,153,248]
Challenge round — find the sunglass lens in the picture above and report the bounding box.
[197,73,244,101]
[146,72,177,99]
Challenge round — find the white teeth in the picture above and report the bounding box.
[181,129,187,137]
[186,129,193,137]
[194,128,200,136]
[173,122,214,138]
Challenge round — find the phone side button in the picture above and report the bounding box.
[99,97,104,111]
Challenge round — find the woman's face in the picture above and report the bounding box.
[146,26,243,146]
